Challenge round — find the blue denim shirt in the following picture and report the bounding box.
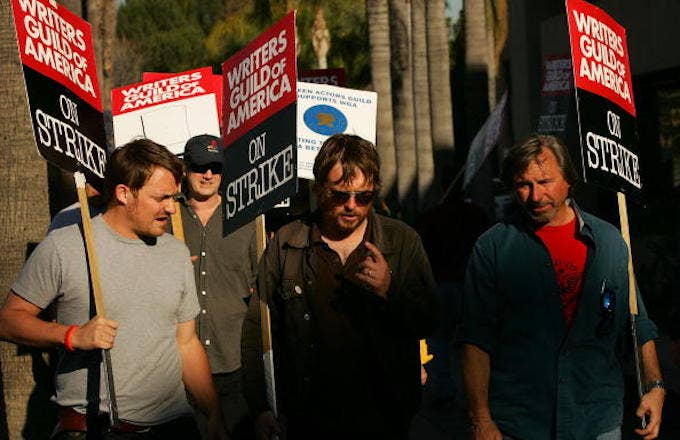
[462,205,657,440]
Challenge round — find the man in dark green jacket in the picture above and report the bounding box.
[242,134,438,440]
[462,134,664,440]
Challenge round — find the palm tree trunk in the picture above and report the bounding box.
[0,2,51,438]
[367,0,398,206]
[389,0,418,221]
[411,0,435,210]
[426,0,455,186]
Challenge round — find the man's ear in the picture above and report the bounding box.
[114,184,131,205]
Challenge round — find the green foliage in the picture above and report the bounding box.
[117,0,225,73]
[116,0,369,88]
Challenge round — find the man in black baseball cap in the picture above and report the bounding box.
[180,134,258,439]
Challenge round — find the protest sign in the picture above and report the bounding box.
[537,55,573,135]
[10,0,107,189]
[142,71,224,132]
[111,67,221,154]
[299,68,347,86]
[297,82,377,180]
[221,11,297,235]
[567,0,641,195]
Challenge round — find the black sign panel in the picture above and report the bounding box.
[23,66,107,190]
[221,103,297,235]
[575,89,641,196]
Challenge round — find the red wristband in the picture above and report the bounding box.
[64,325,78,352]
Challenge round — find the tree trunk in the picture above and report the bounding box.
[426,0,455,187]
[410,0,435,210]
[389,0,418,222]
[366,0,397,206]
[484,0,508,108]
[0,2,51,438]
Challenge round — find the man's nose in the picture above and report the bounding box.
[344,195,357,209]
[166,198,177,214]
[204,169,213,178]
[530,185,544,202]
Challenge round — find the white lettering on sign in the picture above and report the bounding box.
[35,108,107,177]
[585,131,640,188]
[606,110,621,139]
[59,95,79,125]
[225,143,295,219]
[225,29,292,135]
[118,72,206,111]
[249,132,266,164]
[572,9,631,105]
[18,0,95,99]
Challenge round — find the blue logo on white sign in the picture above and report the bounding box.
[303,105,348,136]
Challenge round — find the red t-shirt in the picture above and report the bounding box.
[535,218,588,326]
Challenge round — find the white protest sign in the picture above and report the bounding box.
[297,82,377,180]
[111,67,220,154]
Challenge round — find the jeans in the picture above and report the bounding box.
[51,416,200,440]
[502,426,621,440]
[194,369,252,439]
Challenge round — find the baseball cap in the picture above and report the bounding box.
[183,134,225,167]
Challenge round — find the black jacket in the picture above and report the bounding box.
[242,212,439,421]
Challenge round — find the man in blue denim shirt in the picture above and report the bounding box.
[462,135,664,440]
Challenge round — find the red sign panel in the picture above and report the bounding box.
[111,67,216,115]
[221,11,297,146]
[11,0,102,111]
[566,0,635,116]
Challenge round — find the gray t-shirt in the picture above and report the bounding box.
[12,215,200,425]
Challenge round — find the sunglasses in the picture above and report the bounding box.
[327,189,375,206]
[189,163,223,175]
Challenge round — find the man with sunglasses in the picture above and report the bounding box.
[462,135,664,440]
[180,135,258,439]
[243,134,438,440]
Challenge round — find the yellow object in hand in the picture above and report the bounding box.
[420,339,433,365]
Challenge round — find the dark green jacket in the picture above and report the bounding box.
[462,205,657,440]
[242,212,438,419]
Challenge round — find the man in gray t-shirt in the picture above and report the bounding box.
[0,139,226,440]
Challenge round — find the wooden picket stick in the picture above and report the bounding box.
[74,172,119,425]
[617,191,646,430]
[255,214,279,420]
[171,201,185,243]
[616,192,638,314]
[75,173,106,316]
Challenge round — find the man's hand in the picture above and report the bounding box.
[635,388,664,439]
[71,315,118,350]
[356,242,391,299]
[255,411,282,440]
[470,418,503,440]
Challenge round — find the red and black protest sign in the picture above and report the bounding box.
[566,0,641,195]
[10,0,107,189]
[537,55,573,135]
[299,68,347,87]
[221,11,297,235]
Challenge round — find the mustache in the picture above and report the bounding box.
[527,201,553,208]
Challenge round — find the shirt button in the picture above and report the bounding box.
[307,280,312,286]
[559,378,567,384]
[201,251,206,256]
[303,313,310,321]
[201,309,206,314]
[201,271,206,275]
[294,285,302,294]
[205,339,211,345]
[201,291,206,296]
